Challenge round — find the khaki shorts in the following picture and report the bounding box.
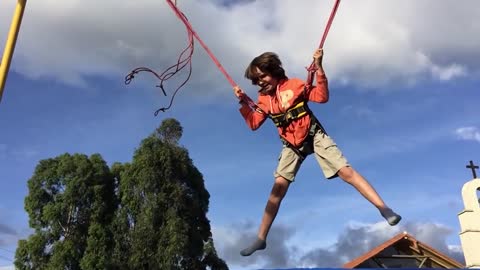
[274,131,349,181]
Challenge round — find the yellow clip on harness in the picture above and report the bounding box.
[270,101,309,127]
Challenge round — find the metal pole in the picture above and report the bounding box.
[0,0,27,103]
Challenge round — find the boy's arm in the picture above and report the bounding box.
[307,72,329,103]
[239,101,268,130]
[234,86,267,130]
[307,48,329,103]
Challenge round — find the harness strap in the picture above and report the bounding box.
[275,103,328,161]
[279,120,320,161]
[270,101,309,127]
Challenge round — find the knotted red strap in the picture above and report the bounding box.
[306,0,341,88]
[165,0,260,111]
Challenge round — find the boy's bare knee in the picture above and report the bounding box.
[271,176,290,198]
[274,176,290,185]
[338,166,355,182]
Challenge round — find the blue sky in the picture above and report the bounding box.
[1,0,479,269]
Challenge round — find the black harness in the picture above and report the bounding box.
[270,101,309,128]
[268,101,327,161]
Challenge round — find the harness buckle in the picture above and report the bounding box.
[271,102,307,127]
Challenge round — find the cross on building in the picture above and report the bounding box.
[466,160,479,179]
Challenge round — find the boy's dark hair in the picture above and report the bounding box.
[244,52,287,84]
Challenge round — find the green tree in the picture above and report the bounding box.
[202,237,229,270]
[112,118,228,270]
[15,119,228,269]
[155,117,183,145]
[14,153,116,270]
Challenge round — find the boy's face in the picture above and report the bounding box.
[254,67,279,93]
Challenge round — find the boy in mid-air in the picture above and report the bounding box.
[233,49,401,256]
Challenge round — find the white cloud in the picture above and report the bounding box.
[431,63,467,81]
[0,0,479,92]
[455,127,480,143]
[415,53,467,81]
[0,266,14,270]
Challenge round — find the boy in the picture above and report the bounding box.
[233,49,401,256]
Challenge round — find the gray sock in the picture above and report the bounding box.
[240,238,266,256]
[381,208,402,226]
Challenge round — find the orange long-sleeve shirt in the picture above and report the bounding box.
[239,73,329,147]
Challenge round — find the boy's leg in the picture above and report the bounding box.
[258,176,290,240]
[337,167,386,209]
[312,132,401,226]
[337,166,401,225]
[241,146,301,256]
[240,176,290,256]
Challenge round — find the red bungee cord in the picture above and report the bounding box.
[162,0,260,112]
[306,0,341,88]
[125,0,258,115]
[126,0,340,115]
[124,1,195,116]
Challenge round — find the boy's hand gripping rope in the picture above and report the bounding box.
[306,0,341,88]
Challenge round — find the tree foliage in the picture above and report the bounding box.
[155,118,183,145]
[111,118,227,269]
[15,153,116,270]
[15,119,228,270]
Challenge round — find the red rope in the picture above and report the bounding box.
[127,0,340,115]
[319,0,341,49]
[166,0,236,87]
[125,3,195,115]
[164,0,260,111]
[306,0,341,87]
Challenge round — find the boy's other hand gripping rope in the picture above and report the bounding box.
[306,0,341,88]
